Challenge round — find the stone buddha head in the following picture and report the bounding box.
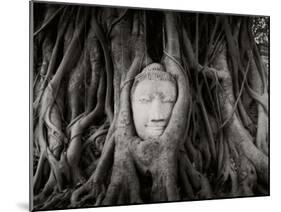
[131,63,177,140]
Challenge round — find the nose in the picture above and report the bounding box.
[149,98,165,123]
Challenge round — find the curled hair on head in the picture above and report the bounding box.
[130,63,177,101]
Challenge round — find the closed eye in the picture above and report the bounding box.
[162,99,175,103]
[138,98,151,103]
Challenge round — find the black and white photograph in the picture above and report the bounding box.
[30,1,269,211]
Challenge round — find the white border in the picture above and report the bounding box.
[0,0,279,212]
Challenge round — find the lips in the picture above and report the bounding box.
[146,126,165,131]
[145,126,166,138]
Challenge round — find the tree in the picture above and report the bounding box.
[32,3,269,210]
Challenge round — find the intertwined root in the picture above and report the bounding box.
[71,180,105,207]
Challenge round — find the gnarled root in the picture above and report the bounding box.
[102,149,142,205]
[210,43,268,185]
[178,148,212,200]
[70,133,115,206]
[71,179,106,207]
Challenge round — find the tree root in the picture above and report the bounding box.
[70,134,115,205]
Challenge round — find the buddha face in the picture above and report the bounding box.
[131,79,177,140]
